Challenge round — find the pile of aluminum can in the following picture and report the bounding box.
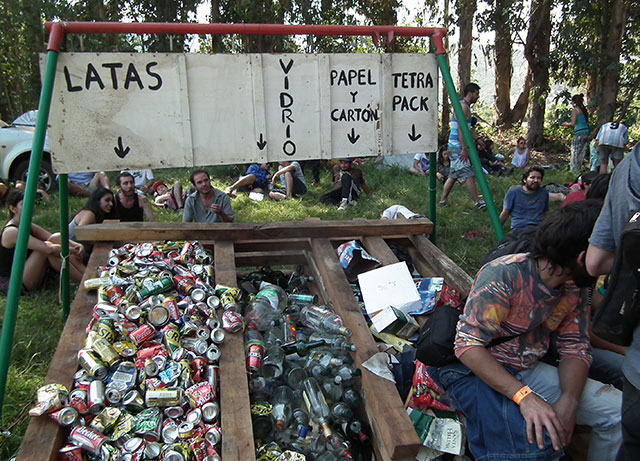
[32,241,231,461]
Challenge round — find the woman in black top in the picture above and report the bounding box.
[0,189,85,294]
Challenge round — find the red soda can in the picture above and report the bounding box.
[69,388,90,415]
[129,324,156,345]
[173,274,196,297]
[116,320,139,338]
[204,425,222,447]
[145,377,166,390]
[189,437,208,461]
[58,444,84,460]
[137,344,166,361]
[162,297,181,322]
[105,285,125,304]
[221,310,244,333]
[185,381,213,408]
[191,357,207,382]
[69,425,107,455]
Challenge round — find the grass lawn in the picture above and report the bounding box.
[0,157,576,457]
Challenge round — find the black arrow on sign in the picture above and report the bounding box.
[114,136,130,158]
[257,133,267,150]
[347,127,360,145]
[408,124,422,142]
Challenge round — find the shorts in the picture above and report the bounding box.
[447,146,475,180]
[598,145,624,161]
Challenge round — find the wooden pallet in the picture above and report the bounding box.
[18,218,472,461]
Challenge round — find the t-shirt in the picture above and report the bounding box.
[245,164,269,189]
[589,143,640,251]
[278,161,306,188]
[455,253,591,371]
[588,143,640,389]
[381,205,417,220]
[562,190,586,207]
[182,188,234,223]
[331,165,365,191]
[413,154,429,172]
[575,112,589,134]
[503,186,549,231]
[123,169,154,189]
[596,122,628,148]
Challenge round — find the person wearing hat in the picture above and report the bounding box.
[152,180,184,210]
[320,158,371,211]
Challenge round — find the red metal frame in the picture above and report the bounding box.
[45,22,446,54]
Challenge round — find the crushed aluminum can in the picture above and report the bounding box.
[210,328,225,345]
[164,406,184,419]
[185,382,213,408]
[205,345,221,364]
[69,425,107,455]
[58,444,83,460]
[206,317,220,330]
[206,296,220,310]
[110,361,138,392]
[134,408,162,442]
[50,406,79,427]
[221,310,244,333]
[89,406,121,434]
[113,340,137,358]
[190,288,207,303]
[204,425,222,446]
[88,380,106,415]
[105,386,122,405]
[186,408,203,426]
[161,420,179,444]
[78,349,108,380]
[112,411,136,441]
[69,388,90,415]
[123,389,145,413]
[178,422,195,439]
[201,401,219,424]
[125,305,142,322]
[129,323,156,346]
[145,388,182,407]
[28,384,68,417]
[148,305,170,329]
[123,436,144,454]
[196,326,211,341]
[145,359,159,377]
[145,441,161,459]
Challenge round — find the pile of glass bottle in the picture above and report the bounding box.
[240,267,371,461]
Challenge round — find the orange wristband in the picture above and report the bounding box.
[512,385,532,405]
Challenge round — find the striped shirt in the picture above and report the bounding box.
[596,122,628,148]
[448,100,472,149]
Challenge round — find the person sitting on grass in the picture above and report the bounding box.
[69,187,117,262]
[152,181,184,210]
[183,169,233,223]
[409,153,429,177]
[66,171,110,198]
[380,205,426,220]
[320,158,371,211]
[269,160,308,201]
[436,146,450,183]
[225,163,271,197]
[0,189,85,295]
[508,137,531,169]
[477,138,511,175]
[500,166,550,234]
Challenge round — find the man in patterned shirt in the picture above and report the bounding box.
[432,200,622,460]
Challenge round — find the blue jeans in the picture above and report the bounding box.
[433,361,622,460]
[617,378,640,461]
[590,347,625,390]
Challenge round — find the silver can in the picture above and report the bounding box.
[88,380,106,415]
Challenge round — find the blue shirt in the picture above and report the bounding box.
[448,101,471,149]
[575,112,589,134]
[245,164,269,189]
[503,186,549,231]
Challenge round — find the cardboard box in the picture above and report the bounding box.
[358,262,421,316]
[371,306,419,339]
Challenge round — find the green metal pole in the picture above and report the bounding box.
[59,174,70,318]
[428,151,437,243]
[434,54,504,242]
[0,46,61,417]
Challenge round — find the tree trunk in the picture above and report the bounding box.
[524,0,551,148]
[595,0,627,128]
[456,0,477,95]
[210,0,224,52]
[493,0,513,128]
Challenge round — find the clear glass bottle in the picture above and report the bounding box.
[291,389,310,430]
[301,377,333,439]
[256,281,287,312]
[330,401,354,423]
[299,306,351,337]
[271,385,294,431]
[262,343,285,379]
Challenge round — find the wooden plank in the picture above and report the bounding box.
[361,236,399,266]
[309,238,421,460]
[409,235,473,295]
[18,243,113,461]
[233,239,310,253]
[234,250,307,267]
[215,241,255,460]
[74,219,433,243]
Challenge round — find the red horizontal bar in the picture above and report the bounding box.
[44,22,447,54]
